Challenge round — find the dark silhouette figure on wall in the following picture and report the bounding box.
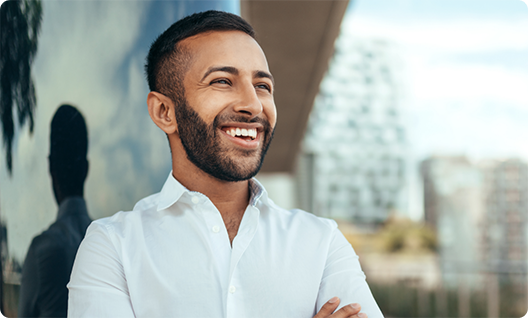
[18,105,91,317]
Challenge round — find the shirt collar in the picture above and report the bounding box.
[157,172,187,211]
[248,178,268,206]
[157,172,269,211]
[57,196,88,220]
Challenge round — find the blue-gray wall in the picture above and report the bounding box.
[0,0,238,263]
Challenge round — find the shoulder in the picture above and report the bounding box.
[27,227,63,254]
[86,192,161,243]
[23,230,73,273]
[259,199,338,234]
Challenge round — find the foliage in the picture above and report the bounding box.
[378,215,437,253]
[0,0,42,174]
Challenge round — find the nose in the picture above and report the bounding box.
[233,82,263,118]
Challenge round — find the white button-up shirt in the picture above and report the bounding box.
[68,173,383,318]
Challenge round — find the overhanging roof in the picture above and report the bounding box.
[241,0,349,173]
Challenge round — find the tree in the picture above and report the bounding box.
[0,0,43,175]
[0,0,42,312]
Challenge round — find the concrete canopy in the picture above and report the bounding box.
[241,0,349,173]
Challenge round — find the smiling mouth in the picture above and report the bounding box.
[222,127,257,140]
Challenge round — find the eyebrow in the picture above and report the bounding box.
[200,66,275,85]
[201,66,238,82]
[254,70,274,85]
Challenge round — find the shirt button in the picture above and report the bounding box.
[212,225,220,233]
[191,196,199,204]
[229,285,236,294]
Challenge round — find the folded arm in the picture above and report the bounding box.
[314,224,384,318]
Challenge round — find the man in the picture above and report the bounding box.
[19,104,92,317]
[68,11,383,318]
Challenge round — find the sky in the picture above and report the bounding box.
[344,0,528,162]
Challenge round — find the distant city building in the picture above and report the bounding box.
[297,36,407,224]
[480,159,528,281]
[420,156,485,287]
[421,156,528,289]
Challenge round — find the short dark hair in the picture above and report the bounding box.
[145,10,255,100]
[49,104,88,195]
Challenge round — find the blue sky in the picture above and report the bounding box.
[343,0,528,162]
[349,0,527,20]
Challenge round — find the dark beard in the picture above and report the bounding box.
[173,96,274,182]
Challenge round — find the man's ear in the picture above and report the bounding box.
[147,91,178,134]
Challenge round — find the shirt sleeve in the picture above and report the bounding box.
[68,222,135,317]
[316,225,384,318]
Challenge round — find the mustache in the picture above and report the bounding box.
[213,113,271,130]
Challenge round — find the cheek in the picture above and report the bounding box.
[191,97,223,124]
[265,102,277,128]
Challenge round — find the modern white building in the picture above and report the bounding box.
[421,156,485,288]
[297,36,407,225]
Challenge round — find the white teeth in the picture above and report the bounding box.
[225,127,257,139]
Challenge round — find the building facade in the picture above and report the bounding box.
[421,156,485,287]
[297,36,407,225]
[480,159,528,281]
[421,156,528,291]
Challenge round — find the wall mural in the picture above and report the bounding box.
[0,1,237,314]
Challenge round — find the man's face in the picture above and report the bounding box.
[174,31,277,182]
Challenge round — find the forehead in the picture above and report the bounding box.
[180,31,270,76]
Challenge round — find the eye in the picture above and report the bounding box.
[210,78,231,85]
[256,83,271,92]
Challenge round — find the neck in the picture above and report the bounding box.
[52,177,84,206]
[171,144,250,219]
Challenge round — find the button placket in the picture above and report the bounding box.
[226,272,242,318]
[199,199,232,297]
